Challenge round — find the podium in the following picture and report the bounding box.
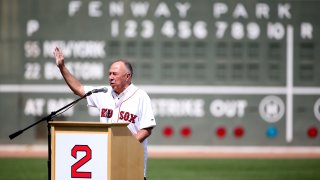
[50,121,144,180]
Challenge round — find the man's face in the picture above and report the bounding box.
[108,62,130,94]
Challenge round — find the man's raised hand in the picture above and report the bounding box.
[53,47,64,67]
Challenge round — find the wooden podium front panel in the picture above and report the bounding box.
[51,122,143,180]
[51,122,110,180]
[55,132,109,180]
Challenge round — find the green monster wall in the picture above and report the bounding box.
[1,0,320,145]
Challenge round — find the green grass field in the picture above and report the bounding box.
[0,158,320,180]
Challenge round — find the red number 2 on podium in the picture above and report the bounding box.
[71,145,92,178]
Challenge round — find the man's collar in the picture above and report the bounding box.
[112,84,134,99]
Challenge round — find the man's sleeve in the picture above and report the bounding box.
[84,86,97,108]
[139,92,156,129]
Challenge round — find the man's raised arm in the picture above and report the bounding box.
[53,47,85,97]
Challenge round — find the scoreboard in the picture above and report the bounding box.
[0,0,320,146]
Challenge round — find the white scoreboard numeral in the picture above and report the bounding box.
[24,62,41,80]
[161,20,175,38]
[247,22,260,40]
[193,21,207,39]
[231,22,245,40]
[141,20,154,38]
[111,20,119,37]
[178,21,191,39]
[215,21,228,39]
[125,20,138,38]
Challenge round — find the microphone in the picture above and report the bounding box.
[91,87,108,93]
[85,87,108,96]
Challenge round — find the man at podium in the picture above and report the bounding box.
[53,47,156,180]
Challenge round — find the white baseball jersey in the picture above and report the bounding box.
[84,83,156,177]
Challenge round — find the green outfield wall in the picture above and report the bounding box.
[1,0,320,145]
